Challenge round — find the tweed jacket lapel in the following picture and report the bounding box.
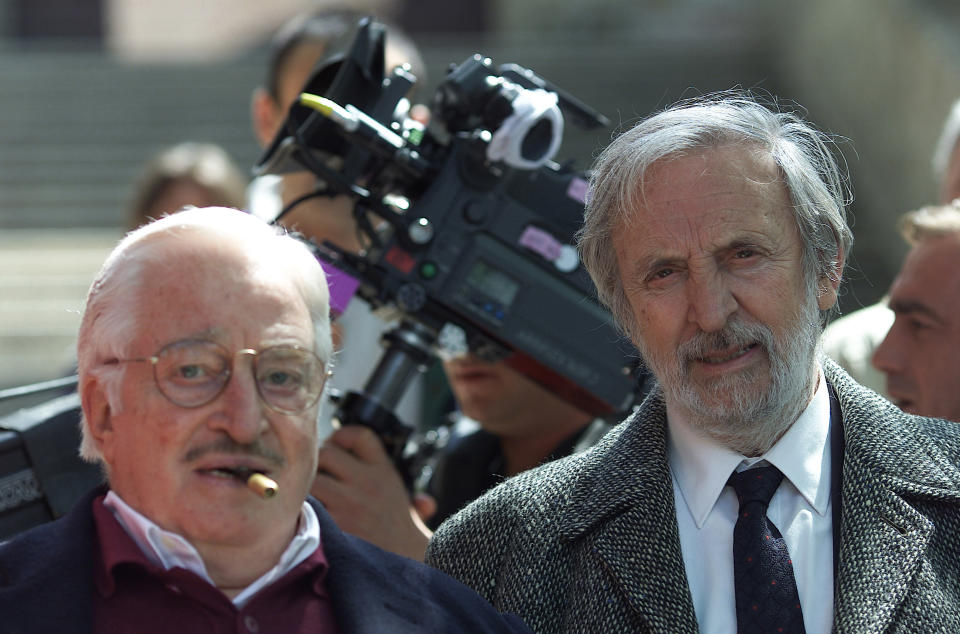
[826,362,960,631]
[557,389,699,633]
[541,361,960,632]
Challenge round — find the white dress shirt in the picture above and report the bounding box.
[103,491,321,608]
[668,367,834,634]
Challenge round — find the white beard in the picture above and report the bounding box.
[638,290,821,456]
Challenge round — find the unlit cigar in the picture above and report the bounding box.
[247,472,278,499]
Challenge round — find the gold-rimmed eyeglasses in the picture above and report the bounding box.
[105,339,330,414]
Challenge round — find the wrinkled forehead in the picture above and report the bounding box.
[642,144,780,192]
[125,237,313,345]
[897,235,960,293]
[627,146,789,223]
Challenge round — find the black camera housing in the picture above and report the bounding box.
[256,18,645,442]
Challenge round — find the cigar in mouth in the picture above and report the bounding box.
[205,466,278,498]
[246,472,278,499]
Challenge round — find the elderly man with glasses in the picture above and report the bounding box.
[0,207,530,634]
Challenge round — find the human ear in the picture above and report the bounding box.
[81,375,115,464]
[817,248,845,311]
[251,88,282,149]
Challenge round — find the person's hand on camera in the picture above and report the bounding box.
[313,425,434,560]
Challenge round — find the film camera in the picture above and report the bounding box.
[256,18,646,477]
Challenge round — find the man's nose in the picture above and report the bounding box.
[209,352,268,443]
[686,272,737,333]
[871,322,902,375]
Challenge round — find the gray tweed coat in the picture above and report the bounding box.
[426,359,960,633]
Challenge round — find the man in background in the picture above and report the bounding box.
[822,96,960,394]
[248,8,429,439]
[312,354,611,560]
[424,355,611,530]
[871,201,960,421]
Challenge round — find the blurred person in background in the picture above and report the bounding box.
[822,97,960,394]
[247,8,440,554]
[248,8,429,438]
[312,355,613,560]
[423,356,612,531]
[127,141,248,230]
[249,8,425,245]
[871,201,960,421]
[52,141,248,389]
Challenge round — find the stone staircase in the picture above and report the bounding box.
[0,229,114,393]
[0,51,263,229]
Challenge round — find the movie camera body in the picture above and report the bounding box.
[256,18,646,472]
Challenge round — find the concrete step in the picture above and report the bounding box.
[0,229,116,389]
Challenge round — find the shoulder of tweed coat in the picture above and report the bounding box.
[426,357,960,634]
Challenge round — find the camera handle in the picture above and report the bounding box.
[331,319,436,491]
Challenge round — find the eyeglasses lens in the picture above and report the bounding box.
[153,341,324,413]
[154,341,230,408]
[254,347,323,413]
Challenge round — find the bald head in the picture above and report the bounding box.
[77,207,332,461]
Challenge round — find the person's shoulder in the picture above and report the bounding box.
[460,425,617,512]
[0,495,92,575]
[0,523,55,592]
[827,358,960,471]
[0,496,97,633]
[423,456,577,606]
[907,412,960,463]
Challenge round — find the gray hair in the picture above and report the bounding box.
[577,93,853,339]
[77,207,332,462]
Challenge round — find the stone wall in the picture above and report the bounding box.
[777,0,960,306]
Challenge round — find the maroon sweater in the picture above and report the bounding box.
[91,496,339,633]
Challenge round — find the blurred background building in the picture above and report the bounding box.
[1,0,958,398]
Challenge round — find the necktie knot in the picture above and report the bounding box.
[728,465,784,507]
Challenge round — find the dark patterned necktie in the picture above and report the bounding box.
[728,465,806,634]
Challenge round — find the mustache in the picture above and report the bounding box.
[183,437,285,467]
[676,317,773,365]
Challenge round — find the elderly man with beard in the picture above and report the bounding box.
[426,94,960,633]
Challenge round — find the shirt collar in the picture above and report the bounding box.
[101,490,322,606]
[667,366,832,528]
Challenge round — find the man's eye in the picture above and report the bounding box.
[908,319,932,333]
[260,369,304,389]
[158,347,225,384]
[267,371,292,385]
[177,364,206,379]
[734,248,756,259]
[651,268,673,280]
